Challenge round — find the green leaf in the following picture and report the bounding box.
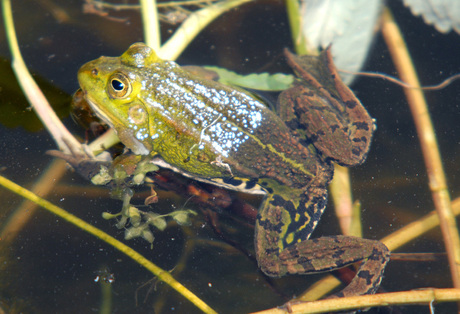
[204,66,294,91]
[142,229,155,244]
[124,226,143,240]
[91,166,112,185]
[101,211,119,220]
[127,206,142,227]
[170,210,196,226]
[145,212,167,231]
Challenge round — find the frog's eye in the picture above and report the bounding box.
[108,73,132,99]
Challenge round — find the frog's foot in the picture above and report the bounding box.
[325,237,390,298]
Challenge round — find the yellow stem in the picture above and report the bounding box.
[330,165,360,237]
[2,0,82,155]
[0,174,217,314]
[0,159,67,243]
[140,0,161,50]
[381,8,460,290]
[253,288,460,314]
[159,0,251,60]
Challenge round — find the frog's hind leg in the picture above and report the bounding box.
[255,189,390,298]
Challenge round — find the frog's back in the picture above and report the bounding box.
[78,42,331,190]
[140,62,330,189]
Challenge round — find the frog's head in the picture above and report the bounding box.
[77,43,160,155]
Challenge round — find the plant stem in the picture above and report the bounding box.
[0,159,67,243]
[0,174,217,314]
[253,288,460,314]
[159,0,251,60]
[285,0,308,55]
[381,8,460,292]
[140,0,161,50]
[2,0,82,155]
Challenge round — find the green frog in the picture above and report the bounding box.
[77,43,389,300]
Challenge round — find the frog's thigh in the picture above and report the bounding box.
[279,236,390,296]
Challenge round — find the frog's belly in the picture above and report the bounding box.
[150,156,267,195]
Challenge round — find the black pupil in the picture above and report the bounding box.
[111,79,124,91]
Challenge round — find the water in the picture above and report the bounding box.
[0,0,459,312]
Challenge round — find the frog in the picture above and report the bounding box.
[77,42,390,301]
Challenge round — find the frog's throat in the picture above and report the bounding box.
[83,96,117,129]
[85,96,150,155]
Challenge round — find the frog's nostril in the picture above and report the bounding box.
[91,68,98,76]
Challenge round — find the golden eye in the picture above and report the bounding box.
[107,72,132,99]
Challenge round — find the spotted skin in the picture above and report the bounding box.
[77,43,390,306]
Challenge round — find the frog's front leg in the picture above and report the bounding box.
[255,187,390,298]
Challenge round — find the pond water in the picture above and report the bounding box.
[0,0,459,313]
